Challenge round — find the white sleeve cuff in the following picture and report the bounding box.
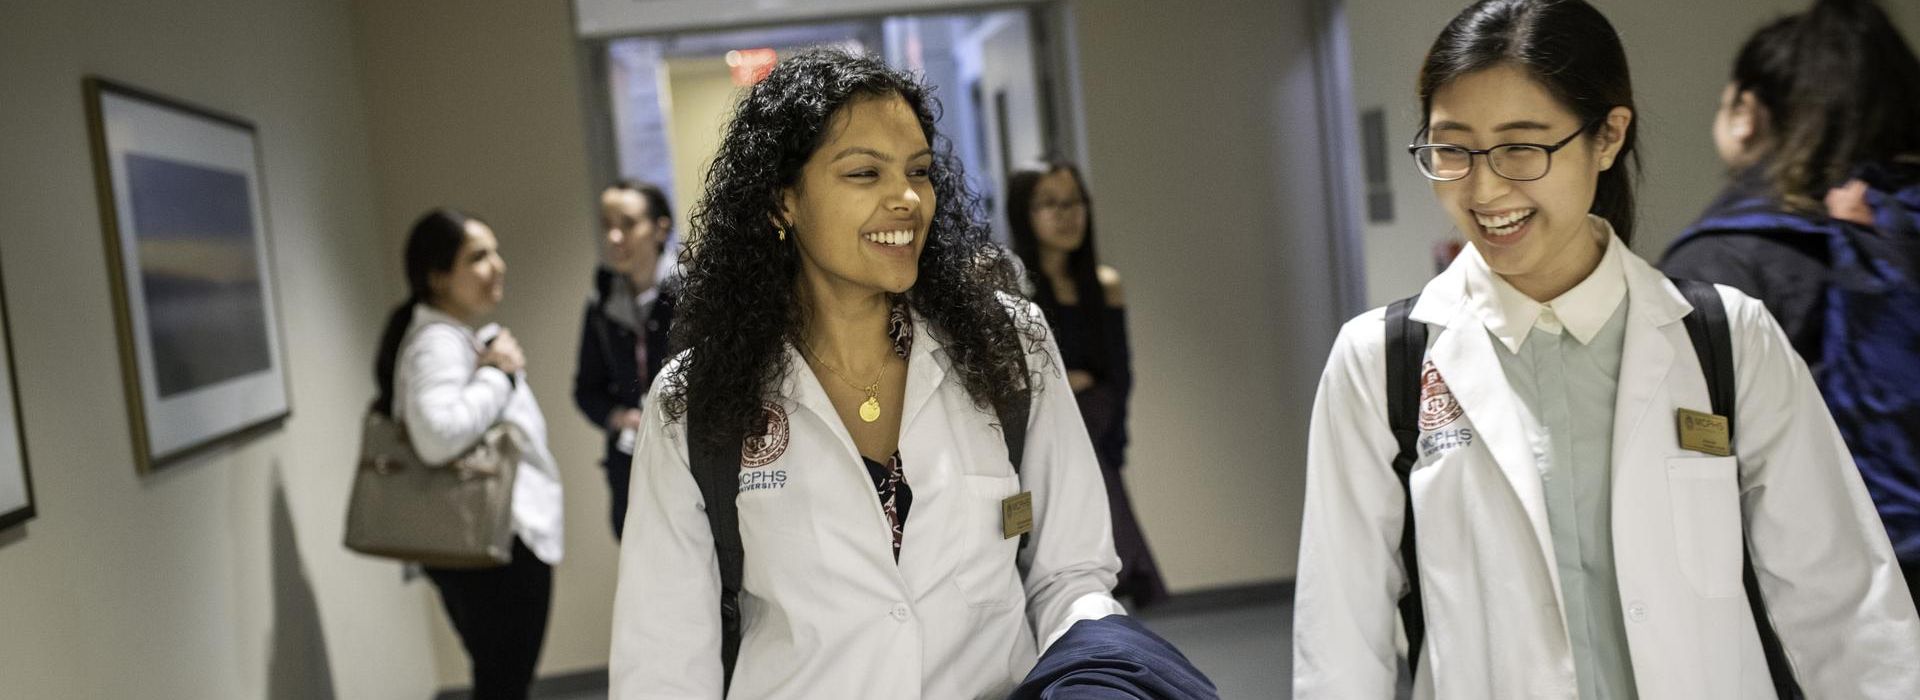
[1040,592,1129,653]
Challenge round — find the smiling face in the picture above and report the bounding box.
[781,93,935,300]
[602,187,668,278]
[1426,63,1629,297]
[429,220,506,323]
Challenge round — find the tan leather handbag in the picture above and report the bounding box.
[344,405,521,568]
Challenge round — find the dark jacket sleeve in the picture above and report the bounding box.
[1662,235,1769,298]
[1009,614,1217,699]
[1661,232,1830,368]
[574,301,618,429]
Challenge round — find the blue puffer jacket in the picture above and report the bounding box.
[1663,161,1920,562]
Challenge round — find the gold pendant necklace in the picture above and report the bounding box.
[803,343,888,423]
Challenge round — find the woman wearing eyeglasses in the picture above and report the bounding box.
[1293,1,1920,698]
[1007,161,1169,610]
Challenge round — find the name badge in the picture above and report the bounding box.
[1676,408,1732,457]
[1001,491,1034,540]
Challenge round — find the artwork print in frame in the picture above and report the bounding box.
[84,78,291,473]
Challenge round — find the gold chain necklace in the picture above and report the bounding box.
[802,342,888,423]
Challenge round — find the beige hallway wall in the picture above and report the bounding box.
[1066,0,1343,587]
[0,0,442,697]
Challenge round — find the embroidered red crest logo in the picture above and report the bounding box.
[1418,360,1465,431]
[741,402,790,468]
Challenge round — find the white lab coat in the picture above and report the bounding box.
[393,304,564,564]
[610,301,1125,699]
[1294,241,1920,698]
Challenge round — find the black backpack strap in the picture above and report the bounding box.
[688,407,745,694]
[1672,277,1801,699]
[1383,295,1428,670]
[1001,338,1033,550]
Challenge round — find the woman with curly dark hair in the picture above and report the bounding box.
[609,49,1124,698]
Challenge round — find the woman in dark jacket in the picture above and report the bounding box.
[1009,160,1168,608]
[573,180,676,539]
[1660,0,1920,604]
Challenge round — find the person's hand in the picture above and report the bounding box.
[480,329,526,375]
[1826,179,1875,227]
[609,407,644,432]
[1067,369,1096,393]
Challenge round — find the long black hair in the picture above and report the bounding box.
[1418,0,1641,244]
[373,208,479,416]
[1007,161,1110,374]
[1732,0,1920,209]
[662,49,1041,455]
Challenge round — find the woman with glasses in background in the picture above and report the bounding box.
[1008,161,1169,610]
[1293,0,1920,697]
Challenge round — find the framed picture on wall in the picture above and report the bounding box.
[83,78,291,473]
[0,255,35,532]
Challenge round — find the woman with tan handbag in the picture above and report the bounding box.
[371,207,562,700]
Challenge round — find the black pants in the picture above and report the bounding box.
[606,453,631,540]
[426,538,553,700]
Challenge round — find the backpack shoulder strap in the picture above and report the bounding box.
[1383,295,1428,670]
[999,335,1033,550]
[687,407,745,694]
[1671,277,1802,699]
[1673,279,1736,428]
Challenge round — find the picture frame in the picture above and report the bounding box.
[0,253,35,532]
[84,78,292,473]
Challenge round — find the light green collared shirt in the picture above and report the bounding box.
[1466,216,1638,699]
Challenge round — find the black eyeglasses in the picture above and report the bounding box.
[1407,116,1604,182]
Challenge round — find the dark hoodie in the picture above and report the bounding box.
[573,265,675,538]
[1663,161,1920,562]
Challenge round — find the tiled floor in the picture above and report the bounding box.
[1135,598,1289,698]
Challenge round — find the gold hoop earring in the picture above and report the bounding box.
[777,226,787,241]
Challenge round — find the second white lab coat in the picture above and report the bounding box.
[1294,241,1920,698]
[610,301,1124,699]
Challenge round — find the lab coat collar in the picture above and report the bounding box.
[1413,215,1689,330]
[1462,217,1628,352]
[776,300,949,456]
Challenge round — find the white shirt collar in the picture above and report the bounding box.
[1463,215,1627,353]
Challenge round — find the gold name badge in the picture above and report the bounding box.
[1001,491,1034,540]
[1676,408,1732,457]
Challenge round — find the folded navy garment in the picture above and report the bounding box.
[1008,614,1219,700]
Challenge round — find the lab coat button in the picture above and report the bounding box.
[1627,601,1649,622]
[890,604,910,621]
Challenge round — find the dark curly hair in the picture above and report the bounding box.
[663,48,1043,456]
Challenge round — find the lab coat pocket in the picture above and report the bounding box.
[1667,456,1744,598]
[954,474,1023,609]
